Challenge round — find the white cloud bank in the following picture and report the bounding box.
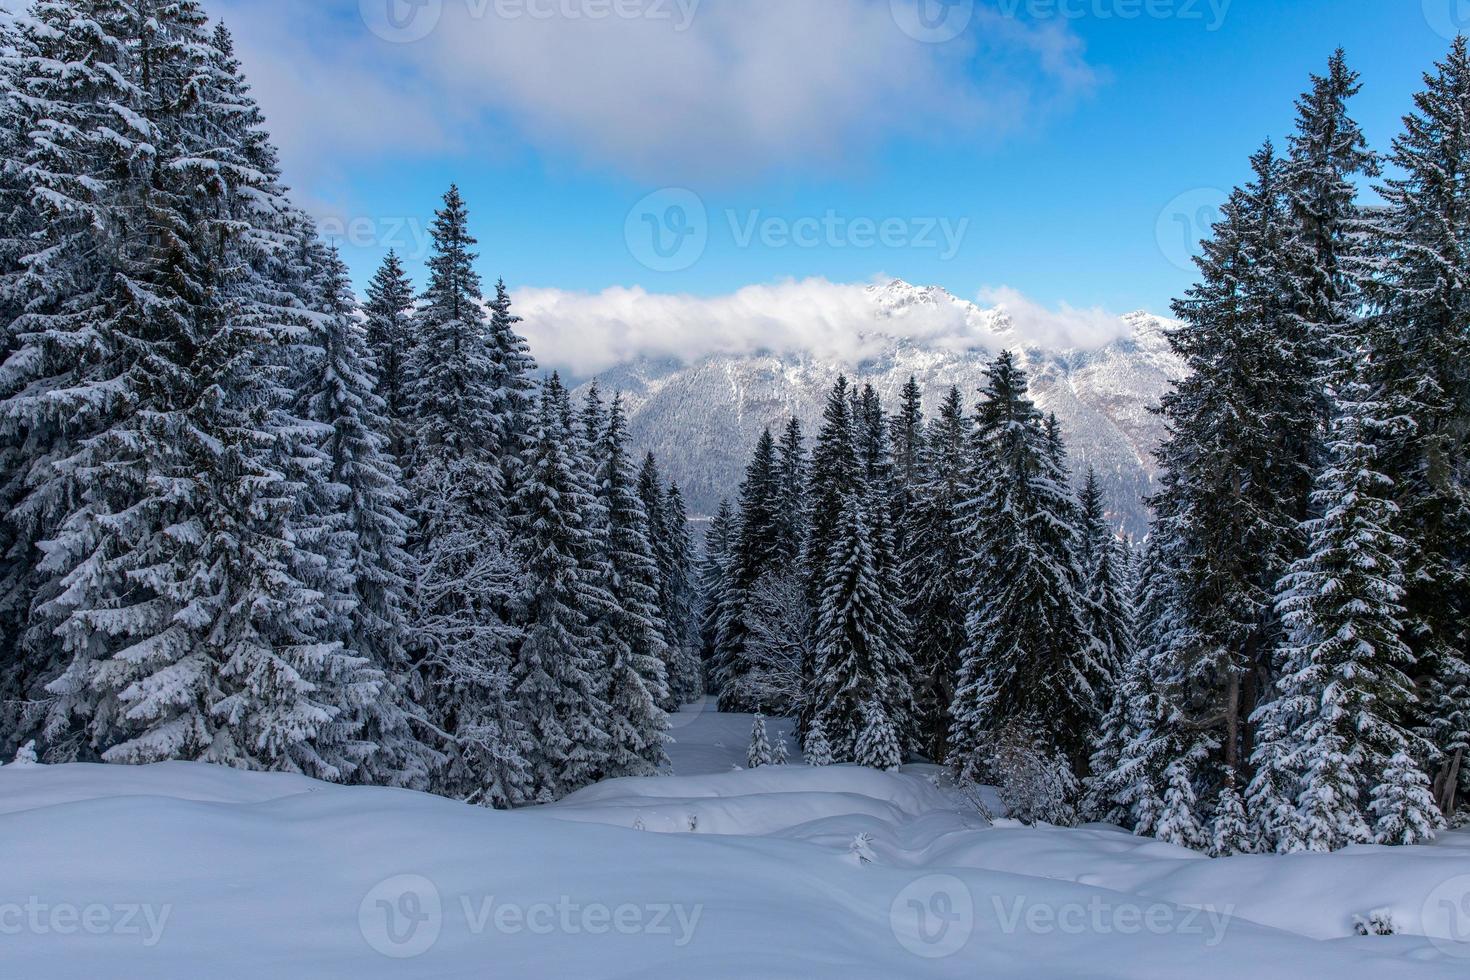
[219,0,1098,185]
[516,278,1146,377]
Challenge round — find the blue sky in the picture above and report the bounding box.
[220,0,1455,365]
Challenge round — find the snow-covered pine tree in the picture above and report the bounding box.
[1079,468,1132,688]
[1371,751,1445,845]
[714,428,784,709]
[1254,375,1442,852]
[661,483,705,705]
[773,417,808,567]
[403,185,529,804]
[903,387,969,764]
[1284,48,1380,382]
[698,497,736,672]
[637,453,678,711]
[810,493,913,762]
[486,277,538,479]
[510,375,613,801]
[297,247,441,790]
[1156,755,1207,851]
[1365,37,1470,819]
[1209,779,1253,857]
[949,352,1104,782]
[590,395,670,777]
[804,715,835,767]
[854,698,903,771]
[747,713,774,769]
[1149,140,1317,798]
[889,376,925,558]
[804,377,861,612]
[362,250,417,457]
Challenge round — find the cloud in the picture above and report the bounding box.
[515,278,1146,377]
[218,0,1099,185]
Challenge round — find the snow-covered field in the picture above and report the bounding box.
[3,699,1468,978]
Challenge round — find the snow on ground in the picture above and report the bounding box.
[2,700,1468,978]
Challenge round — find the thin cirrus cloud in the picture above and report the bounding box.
[514,278,1144,378]
[220,0,1100,185]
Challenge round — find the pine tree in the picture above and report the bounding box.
[1209,781,1252,857]
[810,494,913,761]
[804,716,835,767]
[747,713,774,769]
[773,417,808,567]
[1371,751,1444,845]
[297,248,440,790]
[854,698,903,771]
[1366,36,1470,819]
[699,498,736,673]
[714,428,784,709]
[1079,468,1132,687]
[510,376,612,801]
[1254,378,1442,851]
[1149,140,1317,793]
[903,387,969,763]
[362,250,417,456]
[403,185,528,804]
[661,483,705,705]
[591,395,671,777]
[950,353,1104,781]
[1156,756,1206,851]
[485,278,538,472]
[804,378,861,609]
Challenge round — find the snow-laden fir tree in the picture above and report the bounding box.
[773,417,808,567]
[698,498,736,671]
[903,387,969,764]
[1365,37,1470,819]
[1149,141,1317,795]
[1079,468,1133,686]
[1371,751,1445,845]
[485,277,538,465]
[714,428,784,709]
[804,377,861,613]
[1251,375,1442,852]
[403,185,529,804]
[660,482,705,705]
[747,713,774,769]
[362,250,417,457]
[854,698,903,771]
[949,352,1104,782]
[590,395,670,777]
[296,247,442,790]
[1209,779,1253,857]
[1156,754,1207,851]
[804,715,835,767]
[509,375,613,800]
[810,493,913,762]
[889,377,925,558]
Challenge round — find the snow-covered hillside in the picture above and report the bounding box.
[4,700,1467,979]
[576,281,1182,535]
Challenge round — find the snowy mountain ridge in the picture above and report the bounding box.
[575,280,1184,535]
